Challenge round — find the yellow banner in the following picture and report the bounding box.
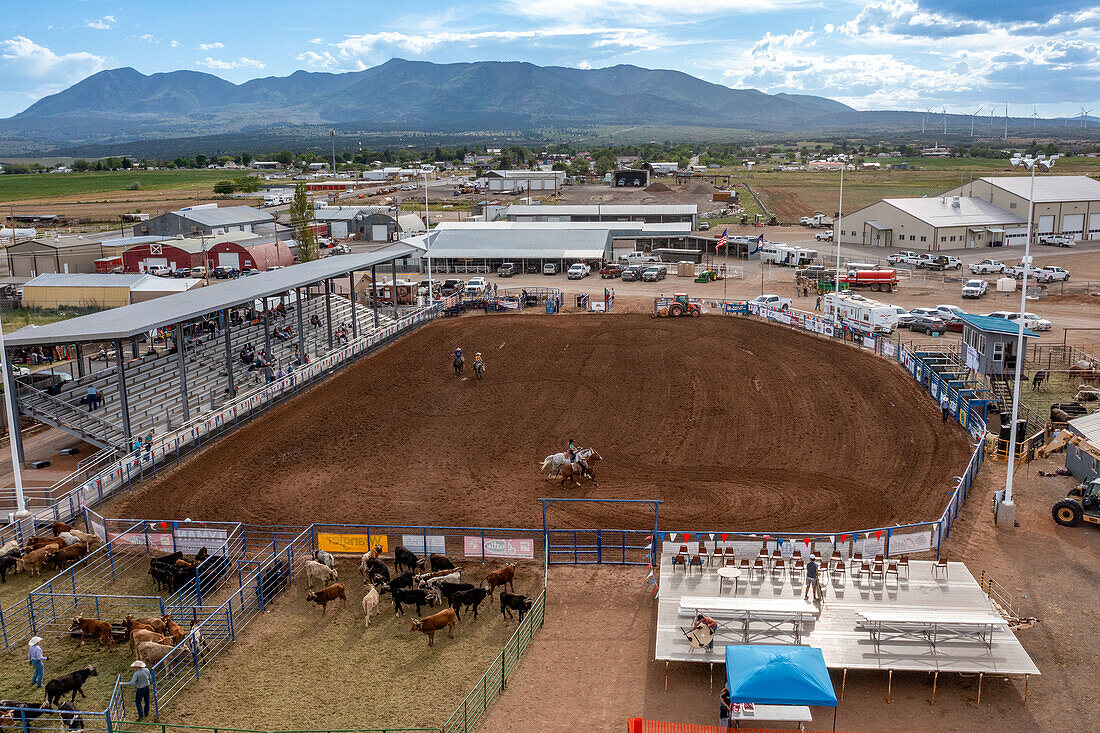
[317,532,388,554]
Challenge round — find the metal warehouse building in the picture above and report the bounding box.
[505,204,697,228]
[137,205,273,237]
[419,222,614,273]
[6,235,103,277]
[21,273,202,309]
[314,207,425,241]
[837,196,1026,250]
[942,175,1100,241]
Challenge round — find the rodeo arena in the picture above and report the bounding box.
[0,213,1096,733]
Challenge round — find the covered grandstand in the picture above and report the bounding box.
[2,244,425,461]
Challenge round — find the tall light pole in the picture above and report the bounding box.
[970,106,983,137]
[833,159,845,325]
[424,170,433,300]
[330,130,337,178]
[1002,154,1057,522]
[0,311,27,517]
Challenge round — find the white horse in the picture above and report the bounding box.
[539,447,597,481]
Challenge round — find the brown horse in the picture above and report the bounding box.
[559,451,603,488]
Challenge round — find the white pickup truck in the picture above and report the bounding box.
[887,251,921,266]
[750,294,792,311]
[968,259,1006,274]
[1034,266,1070,283]
[618,251,661,265]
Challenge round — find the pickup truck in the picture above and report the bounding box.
[621,265,645,282]
[618,251,661,265]
[927,255,962,271]
[750,294,792,311]
[148,264,173,276]
[814,230,833,241]
[968,259,1005,274]
[464,276,489,294]
[887,251,920,265]
[567,263,591,280]
[961,279,988,299]
[599,264,623,279]
[1038,234,1076,247]
[497,262,517,277]
[1034,266,1070,283]
[914,254,937,269]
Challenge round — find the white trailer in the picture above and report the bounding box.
[760,243,817,267]
[822,292,899,333]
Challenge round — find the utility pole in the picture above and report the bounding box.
[330,130,337,179]
[1004,102,1009,140]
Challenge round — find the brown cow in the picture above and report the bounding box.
[163,615,185,644]
[129,629,171,654]
[73,616,115,649]
[51,522,73,537]
[136,640,175,667]
[25,537,64,552]
[133,616,167,634]
[123,615,156,639]
[44,542,88,570]
[306,583,347,615]
[482,564,516,597]
[412,608,457,647]
[16,547,53,577]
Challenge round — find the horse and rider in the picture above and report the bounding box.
[452,347,487,380]
[539,439,602,486]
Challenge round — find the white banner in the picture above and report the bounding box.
[174,527,229,554]
[855,535,885,557]
[965,343,979,371]
[887,530,933,555]
[882,341,897,358]
[402,533,446,555]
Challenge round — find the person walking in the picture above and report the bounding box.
[129,660,152,719]
[941,392,950,424]
[28,636,46,687]
[815,295,821,311]
[803,557,822,602]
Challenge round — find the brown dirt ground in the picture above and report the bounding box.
[480,455,1099,733]
[113,315,970,533]
[167,556,544,730]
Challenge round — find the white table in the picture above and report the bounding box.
[724,704,812,729]
[856,609,1008,652]
[716,566,742,595]
[679,596,820,644]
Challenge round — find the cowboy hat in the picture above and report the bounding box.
[29,637,42,645]
[131,661,146,668]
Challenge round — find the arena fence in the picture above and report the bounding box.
[112,725,439,733]
[628,720,865,733]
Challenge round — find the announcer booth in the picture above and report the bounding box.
[957,314,1039,378]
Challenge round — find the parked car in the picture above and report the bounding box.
[464,276,489,294]
[1038,234,1076,247]
[618,251,660,265]
[148,264,173,276]
[933,304,967,321]
[172,267,191,278]
[641,265,667,282]
[698,222,710,231]
[599,264,624,279]
[891,306,916,327]
[887,251,921,266]
[961,279,988,298]
[909,315,947,335]
[1003,311,1053,331]
[1035,266,1070,283]
[567,263,592,280]
[330,244,351,255]
[212,266,239,279]
[417,279,441,296]
[497,262,517,277]
[542,262,560,275]
[190,266,207,278]
[969,259,1006,274]
[908,307,940,320]
[620,265,646,282]
[750,294,792,311]
[814,230,833,241]
[441,279,465,295]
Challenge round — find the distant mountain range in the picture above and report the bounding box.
[0,58,1089,155]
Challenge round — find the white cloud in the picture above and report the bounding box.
[198,56,266,70]
[198,42,224,51]
[0,36,105,79]
[504,0,813,22]
[85,15,116,30]
[309,37,323,44]
[297,50,337,69]
[134,34,159,44]
[170,40,179,48]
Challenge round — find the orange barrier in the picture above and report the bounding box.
[628,719,864,733]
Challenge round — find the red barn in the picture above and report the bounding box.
[122,239,205,273]
[207,235,294,272]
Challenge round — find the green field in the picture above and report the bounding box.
[0,170,233,202]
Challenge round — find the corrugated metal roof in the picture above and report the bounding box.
[173,206,273,227]
[882,197,1026,228]
[314,207,383,222]
[1068,411,1100,445]
[16,235,102,250]
[25,273,151,288]
[507,204,697,217]
[958,313,1039,338]
[6,244,419,346]
[129,277,204,293]
[425,223,612,260]
[982,175,1100,203]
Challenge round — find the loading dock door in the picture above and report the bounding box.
[371,224,388,241]
[218,252,240,269]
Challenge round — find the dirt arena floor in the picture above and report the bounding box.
[114,314,969,533]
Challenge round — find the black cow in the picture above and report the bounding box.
[451,587,489,620]
[0,554,17,583]
[57,702,86,733]
[393,588,434,616]
[394,546,420,574]
[427,553,455,573]
[365,557,390,585]
[0,701,52,721]
[45,665,98,706]
[437,581,475,604]
[500,592,533,621]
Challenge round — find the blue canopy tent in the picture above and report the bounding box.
[725,645,838,729]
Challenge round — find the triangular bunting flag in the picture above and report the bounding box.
[721,533,728,542]
[708,533,715,541]
[669,533,677,542]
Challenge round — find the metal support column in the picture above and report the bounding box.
[2,349,26,467]
[295,286,305,358]
[131,340,139,358]
[349,272,358,339]
[371,265,380,328]
[262,298,272,362]
[114,340,132,443]
[390,259,399,316]
[75,344,84,378]
[325,279,333,350]
[223,310,235,397]
[174,323,191,423]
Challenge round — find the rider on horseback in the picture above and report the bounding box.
[454,347,463,361]
[568,438,589,476]
[475,352,483,365]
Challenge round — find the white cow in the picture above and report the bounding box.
[362,583,380,628]
[304,560,339,590]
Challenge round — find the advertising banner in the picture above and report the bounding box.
[464,535,535,559]
[174,527,229,554]
[402,534,446,556]
[109,530,174,552]
[318,532,389,554]
[887,529,933,555]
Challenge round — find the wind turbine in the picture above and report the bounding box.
[970,106,984,136]
[1004,102,1009,140]
[1031,106,1039,128]
[1081,106,1093,128]
[942,105,948,135]
[922,107,932,133]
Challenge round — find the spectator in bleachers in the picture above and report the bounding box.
[264,363,274,384]
[275,303,287,319]
[144,434,153,457]
[132,436,144,454]
[310,314,322,328]
[84,386,101,411]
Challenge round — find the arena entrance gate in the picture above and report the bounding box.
[539,498,661,567]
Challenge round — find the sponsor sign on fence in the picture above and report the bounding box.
[887,529,934,555]
[464,535,535,559]
[317,532,389,553]
[402,533,446,555]
[174,527,228,554]
[108,530,173,552]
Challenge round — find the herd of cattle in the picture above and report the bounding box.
[302,546,537,646]
[0,521,101,582]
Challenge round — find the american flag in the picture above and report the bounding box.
[716,229,728,249]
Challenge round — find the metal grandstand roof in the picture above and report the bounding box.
[4,244,419,347]
[425,222,613,260]
[506,204,697,217]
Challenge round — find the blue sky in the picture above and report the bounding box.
[3,0,1100,121]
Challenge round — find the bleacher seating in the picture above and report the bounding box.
[18,294,407,448]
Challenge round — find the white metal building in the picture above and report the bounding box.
[477,170,565,193]
[837,196,1026,250]
[942,175,1100,241]
[505,204,697,227]
[418,222,614,273]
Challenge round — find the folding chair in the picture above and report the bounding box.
[871,559,885,582]
[856,561,872,583]
[932,558,949,578]
[724,556,738,568]
[792,549,803,563]
[769,548,782,567]
[771,557,786,581]
[831,559,846,583]
[829,551,843,567]
[738,557,751,575]
[852,552,863,565]
[885,560,899,583]
[672,552,687,572]
[751,557,765,581]
[723,546,736,564]
[897,555,910,578]
[790,558,805,584]
[689,554,704,574]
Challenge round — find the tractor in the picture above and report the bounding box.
[694,269,718,284]
[1039,431,1100,528]
[654,293,702,318]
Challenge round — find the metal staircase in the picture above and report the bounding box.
[16,384,127,449]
